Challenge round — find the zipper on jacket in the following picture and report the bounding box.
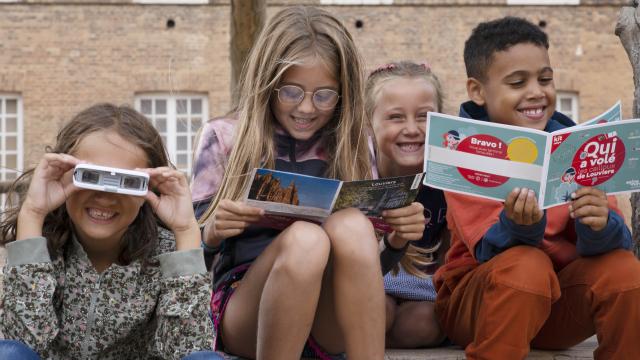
[288,137,298,172]
[81,275,102,356]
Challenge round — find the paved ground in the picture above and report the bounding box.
[0,247,597,358]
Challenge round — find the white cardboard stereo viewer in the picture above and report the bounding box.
[72,164,149,196]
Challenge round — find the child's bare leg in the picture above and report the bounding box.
[386,300,445,348]
[311,208,385,359]
[222,221,330,360]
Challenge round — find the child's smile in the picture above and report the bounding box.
[372,77,437,177]
[66,130,148,259]
[469,43,556,131]
[271,56,339,141]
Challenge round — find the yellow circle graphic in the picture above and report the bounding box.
[507,137,538,163]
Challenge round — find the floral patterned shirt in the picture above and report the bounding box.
[1,227,213,359]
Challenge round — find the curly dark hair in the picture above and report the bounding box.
[464,16,549,81]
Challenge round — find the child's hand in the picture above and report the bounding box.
[17,153,80,240]
[143,167,200,250]
[569,187,609,231]
[22,153,80,219]
[203,199,264,247]
[381,202,425,249]
[504,188,543,226]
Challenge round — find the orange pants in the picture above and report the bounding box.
[435,246,640,360]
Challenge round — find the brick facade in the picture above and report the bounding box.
[0,1,634,168]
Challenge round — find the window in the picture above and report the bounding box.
[0,95,23,210]
[136,94,208,173]
[320,0,393,4]
[557,91,579,122]
[507,0,579,4]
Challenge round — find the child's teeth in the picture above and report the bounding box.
[89,208,115,220]
[523,108,542,116]
[399,144,421,151]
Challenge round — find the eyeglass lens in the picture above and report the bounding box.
[277,85,338,109]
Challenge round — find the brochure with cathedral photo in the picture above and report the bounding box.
[242,168,424,232]
[423,111,640,209]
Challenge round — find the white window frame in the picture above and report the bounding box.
[135,94,208,174]
[0,95,23,210]
[507,0,579,4]
[320,0,393,4]
[557,91,579,122]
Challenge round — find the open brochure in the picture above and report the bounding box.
[242,168,423,232]
[423,108,640,209]
[579,100,621,126]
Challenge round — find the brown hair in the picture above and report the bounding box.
[0,103,170,266]
[199,5,371,223]
[365,61,445,278]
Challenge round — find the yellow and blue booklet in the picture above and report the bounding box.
[423,101,640,209]
[242,168,423,232]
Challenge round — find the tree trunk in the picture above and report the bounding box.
[616,1,640,257]
[230,0,266,105]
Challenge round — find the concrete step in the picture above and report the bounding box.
[384,336,596,359]
[218,337,597,360]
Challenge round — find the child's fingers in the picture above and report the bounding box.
[508,188,529,223]
[504,188,521,221]
[392,223,425,236]
[215,219,251,232]
[383,213,424,227]
[570,194,608,218]
[215,208,263,223]
[381,202,424,218]
[570,203,608,220]
[144,190,161,209]
[576,215,608,231]
[572,186,607,201]
[522,189,541,225]
[219,199,265,217]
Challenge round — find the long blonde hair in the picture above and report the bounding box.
[200,6,371,223]
[365,61,446,278]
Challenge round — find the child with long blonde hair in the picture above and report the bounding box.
[365,61,448,348]
[191,6,424,360]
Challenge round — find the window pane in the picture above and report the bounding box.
[177,154,188,167]
[141,99,152,114]
[6,117,17,132]
[560,98,572,111]
[177,136,188,150]
[161,135,168,145]
[155,100,167,114]
[177,118,188,132]
[191,118,202,132]
[6,154,16,169]
[6,136,16,150]
[155,118,167,132]
[177,99,188,115]
[191,99,202,114]
[6,99,17,114]
[5,172,17,181]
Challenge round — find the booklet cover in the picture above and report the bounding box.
[423,111,640,209]
[579,100,622,126]
[243,168,423,232]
